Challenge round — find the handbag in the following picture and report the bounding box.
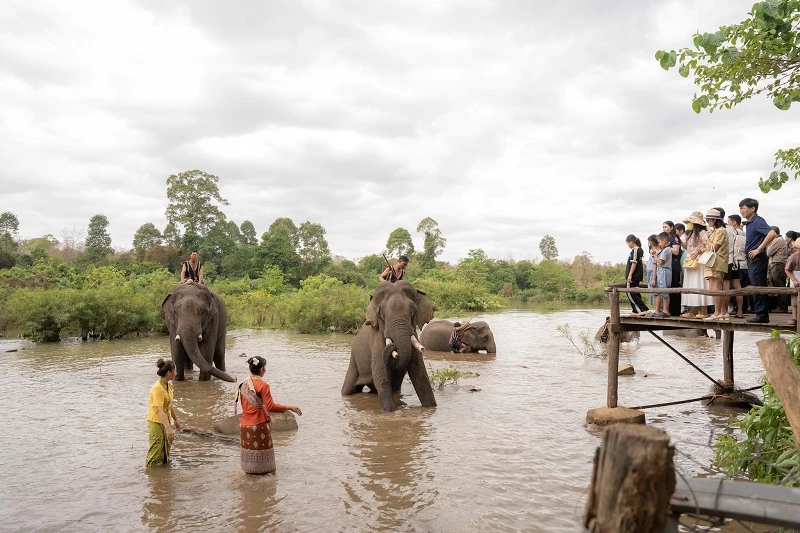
[683,256,699,269]
[698,250,716,266]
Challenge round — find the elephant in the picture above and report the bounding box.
[419,320,497,353]
[341,280,436,411]
[161,283,236,382]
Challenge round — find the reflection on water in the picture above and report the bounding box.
[0,310,770,532]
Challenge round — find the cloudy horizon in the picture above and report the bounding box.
[2,0,797,266]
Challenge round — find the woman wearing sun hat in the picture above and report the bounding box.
[237,356,302,474]
[703,208,730,321]
[680,211,712,319]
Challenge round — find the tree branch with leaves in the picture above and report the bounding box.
[656,0,800,192]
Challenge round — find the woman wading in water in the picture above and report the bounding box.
[237,356,302,474]
[146,359,181,467]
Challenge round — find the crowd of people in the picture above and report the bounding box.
[624,198,799,326]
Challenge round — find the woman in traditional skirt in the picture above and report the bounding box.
[238,356,302,474]
[146,359,181,467]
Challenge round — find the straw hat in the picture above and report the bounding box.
[683,211,706,226]
[705,208,724,220]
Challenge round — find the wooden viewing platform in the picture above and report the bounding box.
[587,284,799,426]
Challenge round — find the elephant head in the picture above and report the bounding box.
[460,321,497,353]
[366,280,434,374]
[162,284,235,382]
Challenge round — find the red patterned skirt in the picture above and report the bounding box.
[240,421,276,474]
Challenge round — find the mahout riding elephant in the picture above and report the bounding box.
[162,283,236,382]
[419,320,497,353]
[341,280,436,411]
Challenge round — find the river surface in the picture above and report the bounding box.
[0,309,771,532]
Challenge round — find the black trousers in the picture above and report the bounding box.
[747,252,769,319]
[626,281,648,313]
[669,265,682,316]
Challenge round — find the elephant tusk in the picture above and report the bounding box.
[411,336,425,351]
[175,334,181,342]
[198,334,203,342]
[385,338,393,346]
[392,351,398,359]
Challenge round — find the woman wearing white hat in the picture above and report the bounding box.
[680,211,712,319]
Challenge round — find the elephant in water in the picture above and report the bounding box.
[341,280,436,411]
[419,320,497,353]
[162,283,236,382]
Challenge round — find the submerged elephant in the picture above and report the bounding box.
[419,320,497,353]
[162,283,236,382]
[341,280,436,411]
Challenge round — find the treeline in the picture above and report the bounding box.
[0,170,626,340]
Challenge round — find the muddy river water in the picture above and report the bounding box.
[0,309,771,532]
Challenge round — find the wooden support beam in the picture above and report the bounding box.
[583,425,675,532]
[722,330,734,386]
[757,338,800,450]
[607,288,620,408]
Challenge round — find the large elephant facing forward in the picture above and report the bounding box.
[162,284,236,382]
[342,280,436,411]
[419,320,497,353]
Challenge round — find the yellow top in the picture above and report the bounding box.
[147,378,173,424]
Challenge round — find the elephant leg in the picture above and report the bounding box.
[391,369,407,394]
[407,353,437,407]
[213,335,226,371]
[372,345,396,411]
[173,343,186,381]
[341,356,361,395]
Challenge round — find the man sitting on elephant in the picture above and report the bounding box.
[449,322,468,353]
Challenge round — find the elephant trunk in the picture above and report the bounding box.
[181,335,236,382]
[385,329,413,370]
[487,338,496,353]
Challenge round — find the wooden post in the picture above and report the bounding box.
[722,330,734,387]
[607,288,620,408]
[757,338,800,449]
[583,424,675,533]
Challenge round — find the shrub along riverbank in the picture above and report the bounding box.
[0,252,623,341]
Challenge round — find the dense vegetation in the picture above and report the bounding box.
[0,171,624,340]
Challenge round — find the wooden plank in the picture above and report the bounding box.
[671,478,800,528]
[607,288,620,409]
[722,330,734,385]
[757,338,800,449]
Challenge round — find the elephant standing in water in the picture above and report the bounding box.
[162,283,236,382]
[419,320,497,353]
[341,280,436,411]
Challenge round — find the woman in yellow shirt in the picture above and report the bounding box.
[146,358,181,467]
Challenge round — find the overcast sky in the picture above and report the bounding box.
[2,0,797,265]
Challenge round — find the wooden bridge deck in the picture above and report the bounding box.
[620,313,798,333]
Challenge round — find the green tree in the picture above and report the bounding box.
[656,1,800,192]
[539,235,558,261]
[132,223,162,258]
[85,214,113,262]
[165,169,230,234]
[416,217,446,270]
[297,221,331,278]
[0,211,20,264]
[162,222,181,247]
[385,227,415,258]
[259,222,301,284]
[239,220,257,246]
[0,211,19,238]
[267,217,299,247]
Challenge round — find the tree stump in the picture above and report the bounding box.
[583,424,675,533]
[757,338,800,449]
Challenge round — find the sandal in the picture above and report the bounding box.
[680,312,697,319]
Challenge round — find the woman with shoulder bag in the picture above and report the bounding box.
[680,212,712,319]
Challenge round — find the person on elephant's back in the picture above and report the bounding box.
[379,255,408,283]
[237,356,302,475]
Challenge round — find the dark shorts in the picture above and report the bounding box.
[724,264,736,281]
[449,340,461,351]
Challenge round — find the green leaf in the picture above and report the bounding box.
[779,171,789,183]
[655,50,665,61]
[692,99,702,113]
[678,65,690,77]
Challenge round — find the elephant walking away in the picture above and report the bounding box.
[162,283,236,382]
[419,320,497,353]
[341,280,436,411]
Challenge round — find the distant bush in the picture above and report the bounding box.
[274,274,369,333]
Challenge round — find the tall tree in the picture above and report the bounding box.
[297,221,331,278]
[165,169,230,235]
[539,235,558,261]
[0,211,19,236]
[656,1,800,192]
[267,217,299,248]
[416,217,446,270]
[162,222,181,247]
[0,211,20,260]
[385,227,415,258]
[259,219,302,284]
[132,223,162,258]
[239,220,257,246]
[85,214,113,262]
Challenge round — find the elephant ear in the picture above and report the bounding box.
[366,294,380,329]
[162,294,176,330]
[415,289,434,329]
